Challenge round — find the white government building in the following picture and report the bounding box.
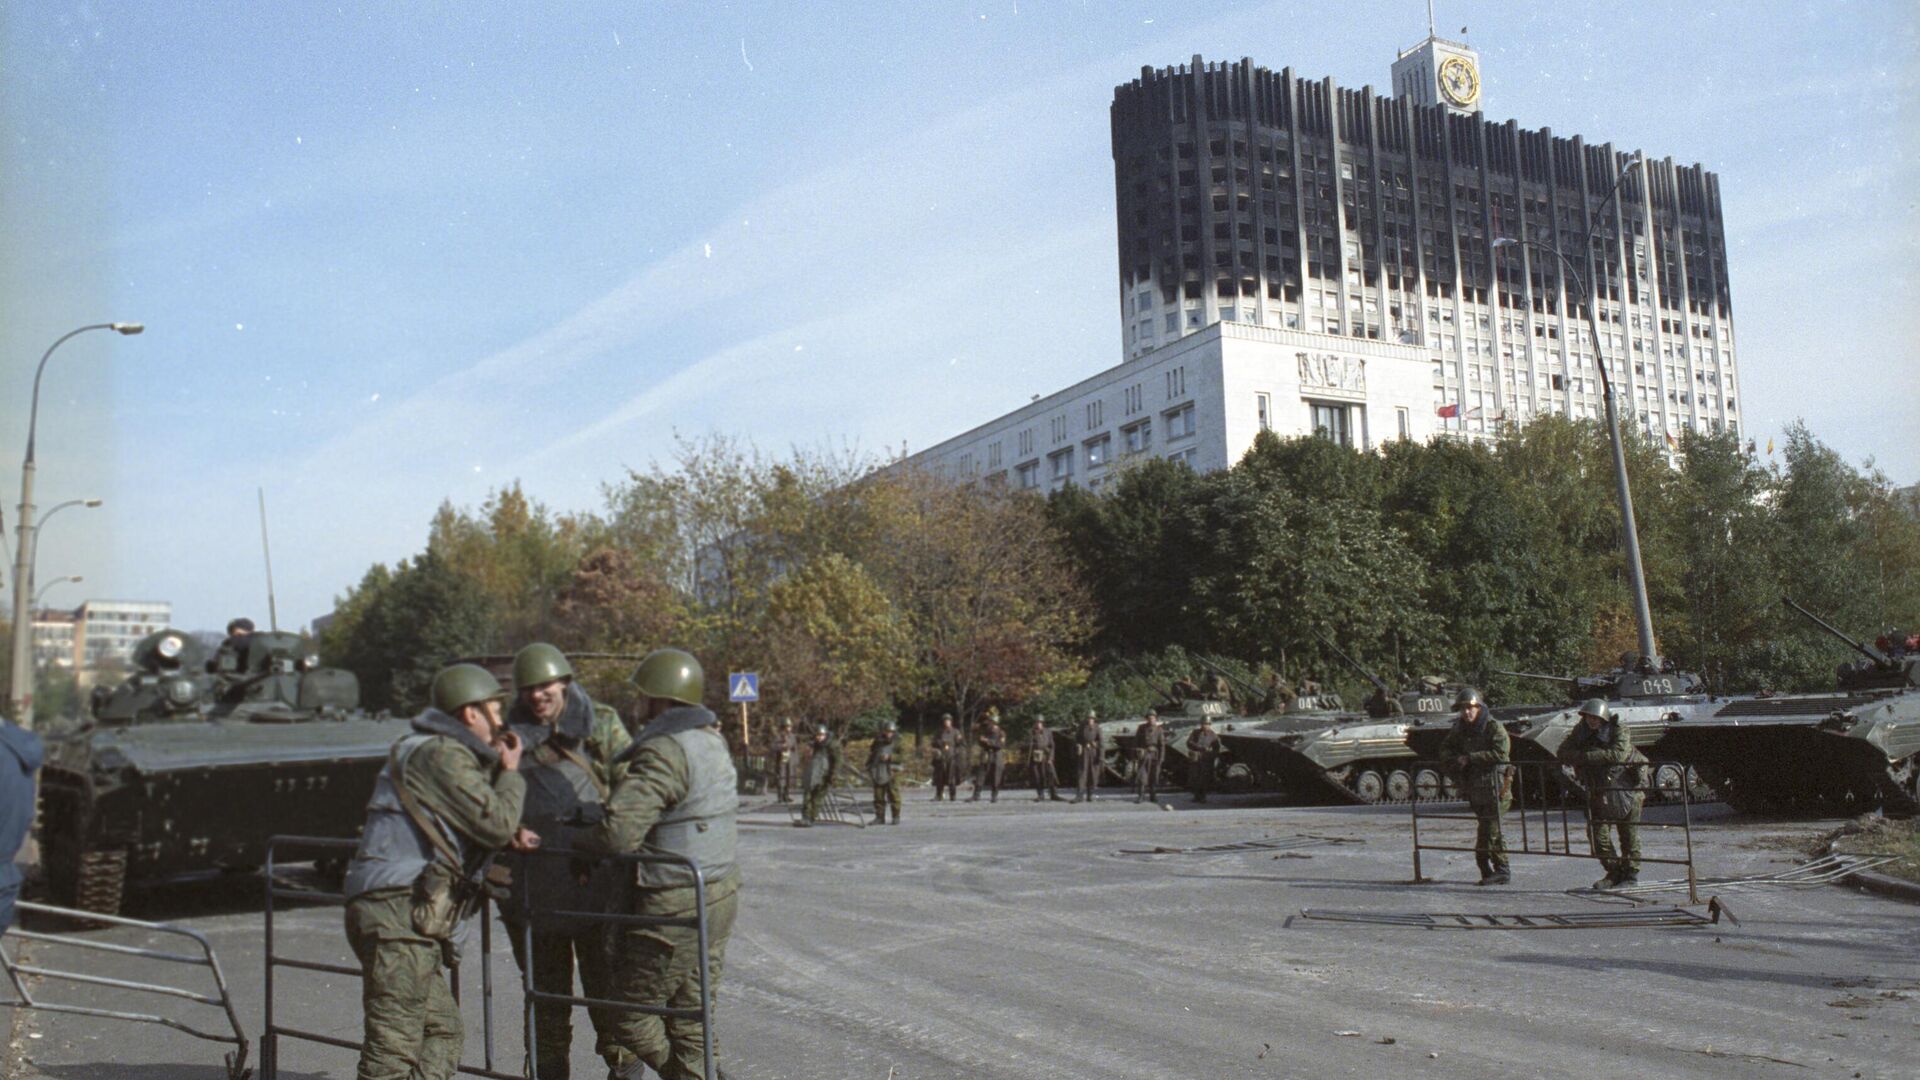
[907,34,1739,488]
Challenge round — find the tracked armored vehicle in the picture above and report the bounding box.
[1653,602,1920,817]
[37,628,411,913]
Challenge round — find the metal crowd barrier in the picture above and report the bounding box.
[1410,759,1699,903]
[261,836,718,1080]
[1,900,251,1080]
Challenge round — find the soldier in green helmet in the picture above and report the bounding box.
[1557,698,1647,888]
[1439,687,1511,885]
[800,724,840,825]
[866,720,903,825]
[576,648,740,1080]
[499,643,631,1080]
[342,663,529,1080]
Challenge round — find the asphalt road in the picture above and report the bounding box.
[4,790,1915,1079]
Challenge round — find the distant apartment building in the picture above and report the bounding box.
[907,36,1740,483]
[76,599,172,667]
[30,608,82,669]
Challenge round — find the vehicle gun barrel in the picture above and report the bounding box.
[1314,634,1390,695]
[1194,653,1263,700]
[1782,596,1886,665]
[1494,669,1577,685]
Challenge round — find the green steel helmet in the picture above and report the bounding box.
[1578,697,1611,721]
[1453,687,1485,711]
[629,648,704,706]
[882,720,897,733]
[432,663,507,714]
[512,642,574,689]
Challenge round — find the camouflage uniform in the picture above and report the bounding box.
[1027,722,1061,801]
[1184,723,1221,802]
[343,711,526,1080]
[583,705,740,1080]
[1558,717,1645,883]
[770,725,797,802]
[970,717,1005,802]
[501,684,631,1079]
[1073,717,1102,802]
[1439,712,1511,882]
[801,732,840,823]
[866,730,903,824]
[930,721,964,801]
[1132,717,1166,803]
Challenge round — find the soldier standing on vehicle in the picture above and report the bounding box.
[578,648,740,1080]
[1439,687,1511,885]
[1557,698,1646,888]
[342,663,529,1080]
[500,643,630,1080]
[1027,717,1062,801]
[930,714,963,801]
[798,724,839,826]
[770,718,797,803]
[970,708,1006,803]
[1185,716,1221,803]
[1074,711,1103,802]
[1133,710,1167,804]
[867,721,903,825]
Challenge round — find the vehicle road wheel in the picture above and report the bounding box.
[1440,774,1460,799]
[1384,769,1414,802]
[1653,764,1685,802]
[1413,768,1443,802]
[1350,769,1385,803]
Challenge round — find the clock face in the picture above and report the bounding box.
[1438,55,1480,108]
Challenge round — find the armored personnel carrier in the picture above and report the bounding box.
[1653,601,1920,816]
[37,627,411,913]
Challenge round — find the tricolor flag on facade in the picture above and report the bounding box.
[1436,403,1460,418]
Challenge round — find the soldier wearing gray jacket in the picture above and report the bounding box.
[867,721,903,825]
[1074,712,1102,803]
[1027,717,1062,801]
[343,664,528,1080]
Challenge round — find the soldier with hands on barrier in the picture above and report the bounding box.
[1439,687,1511,885]
[1558,697,1647,889]
[500,642,631,1080]
[575,648,741,1080]
[341,662,531,1080]
[798,724,840,826]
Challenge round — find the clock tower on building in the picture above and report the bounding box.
[1390,20,1482,114]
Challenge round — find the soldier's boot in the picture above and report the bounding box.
[1487,863,1511,885]
[890,807,901,825]
[1474,856,1493,885]
[1592,871,1619,889]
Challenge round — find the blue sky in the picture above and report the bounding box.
[3,1,1915,633]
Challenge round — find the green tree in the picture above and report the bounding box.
[327,551,497,710]
[760,552,910,732]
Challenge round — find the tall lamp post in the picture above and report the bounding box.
[1492,154,1658,666]
[8,323,142,730]
[32,575,82,608]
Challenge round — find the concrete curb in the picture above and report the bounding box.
[1844,870,1920,904]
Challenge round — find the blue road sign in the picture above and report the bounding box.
[728,672,760,703]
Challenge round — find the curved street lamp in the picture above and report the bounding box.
[32,575,82,607]
[8,323,142,730]
[1491,153,1658,666]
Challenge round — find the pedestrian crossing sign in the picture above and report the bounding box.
[728,672,760,702]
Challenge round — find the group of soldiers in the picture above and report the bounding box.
[1440,687,1645,888]
[341,643,738,1080]
[763,706,1232,826]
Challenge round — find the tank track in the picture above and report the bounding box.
[74,849,129,916]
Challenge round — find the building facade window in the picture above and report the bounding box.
[1165,403,1196,440]
[1123,419,1152,454]
[1255,392,1271,431]
[1085,434,1111,469]
[1015,461,1039,489]
[1166,446,1198,468]
[1396,407,1411,439]
[1310,402,1352,447]
[1048,448,1075,488]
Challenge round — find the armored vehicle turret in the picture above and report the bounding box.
[1653,601,1920,816]
[38,628,412,913]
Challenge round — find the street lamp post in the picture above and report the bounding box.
[32,575,82,608]
[7,323,141,730]
[1493,155,1659,666]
